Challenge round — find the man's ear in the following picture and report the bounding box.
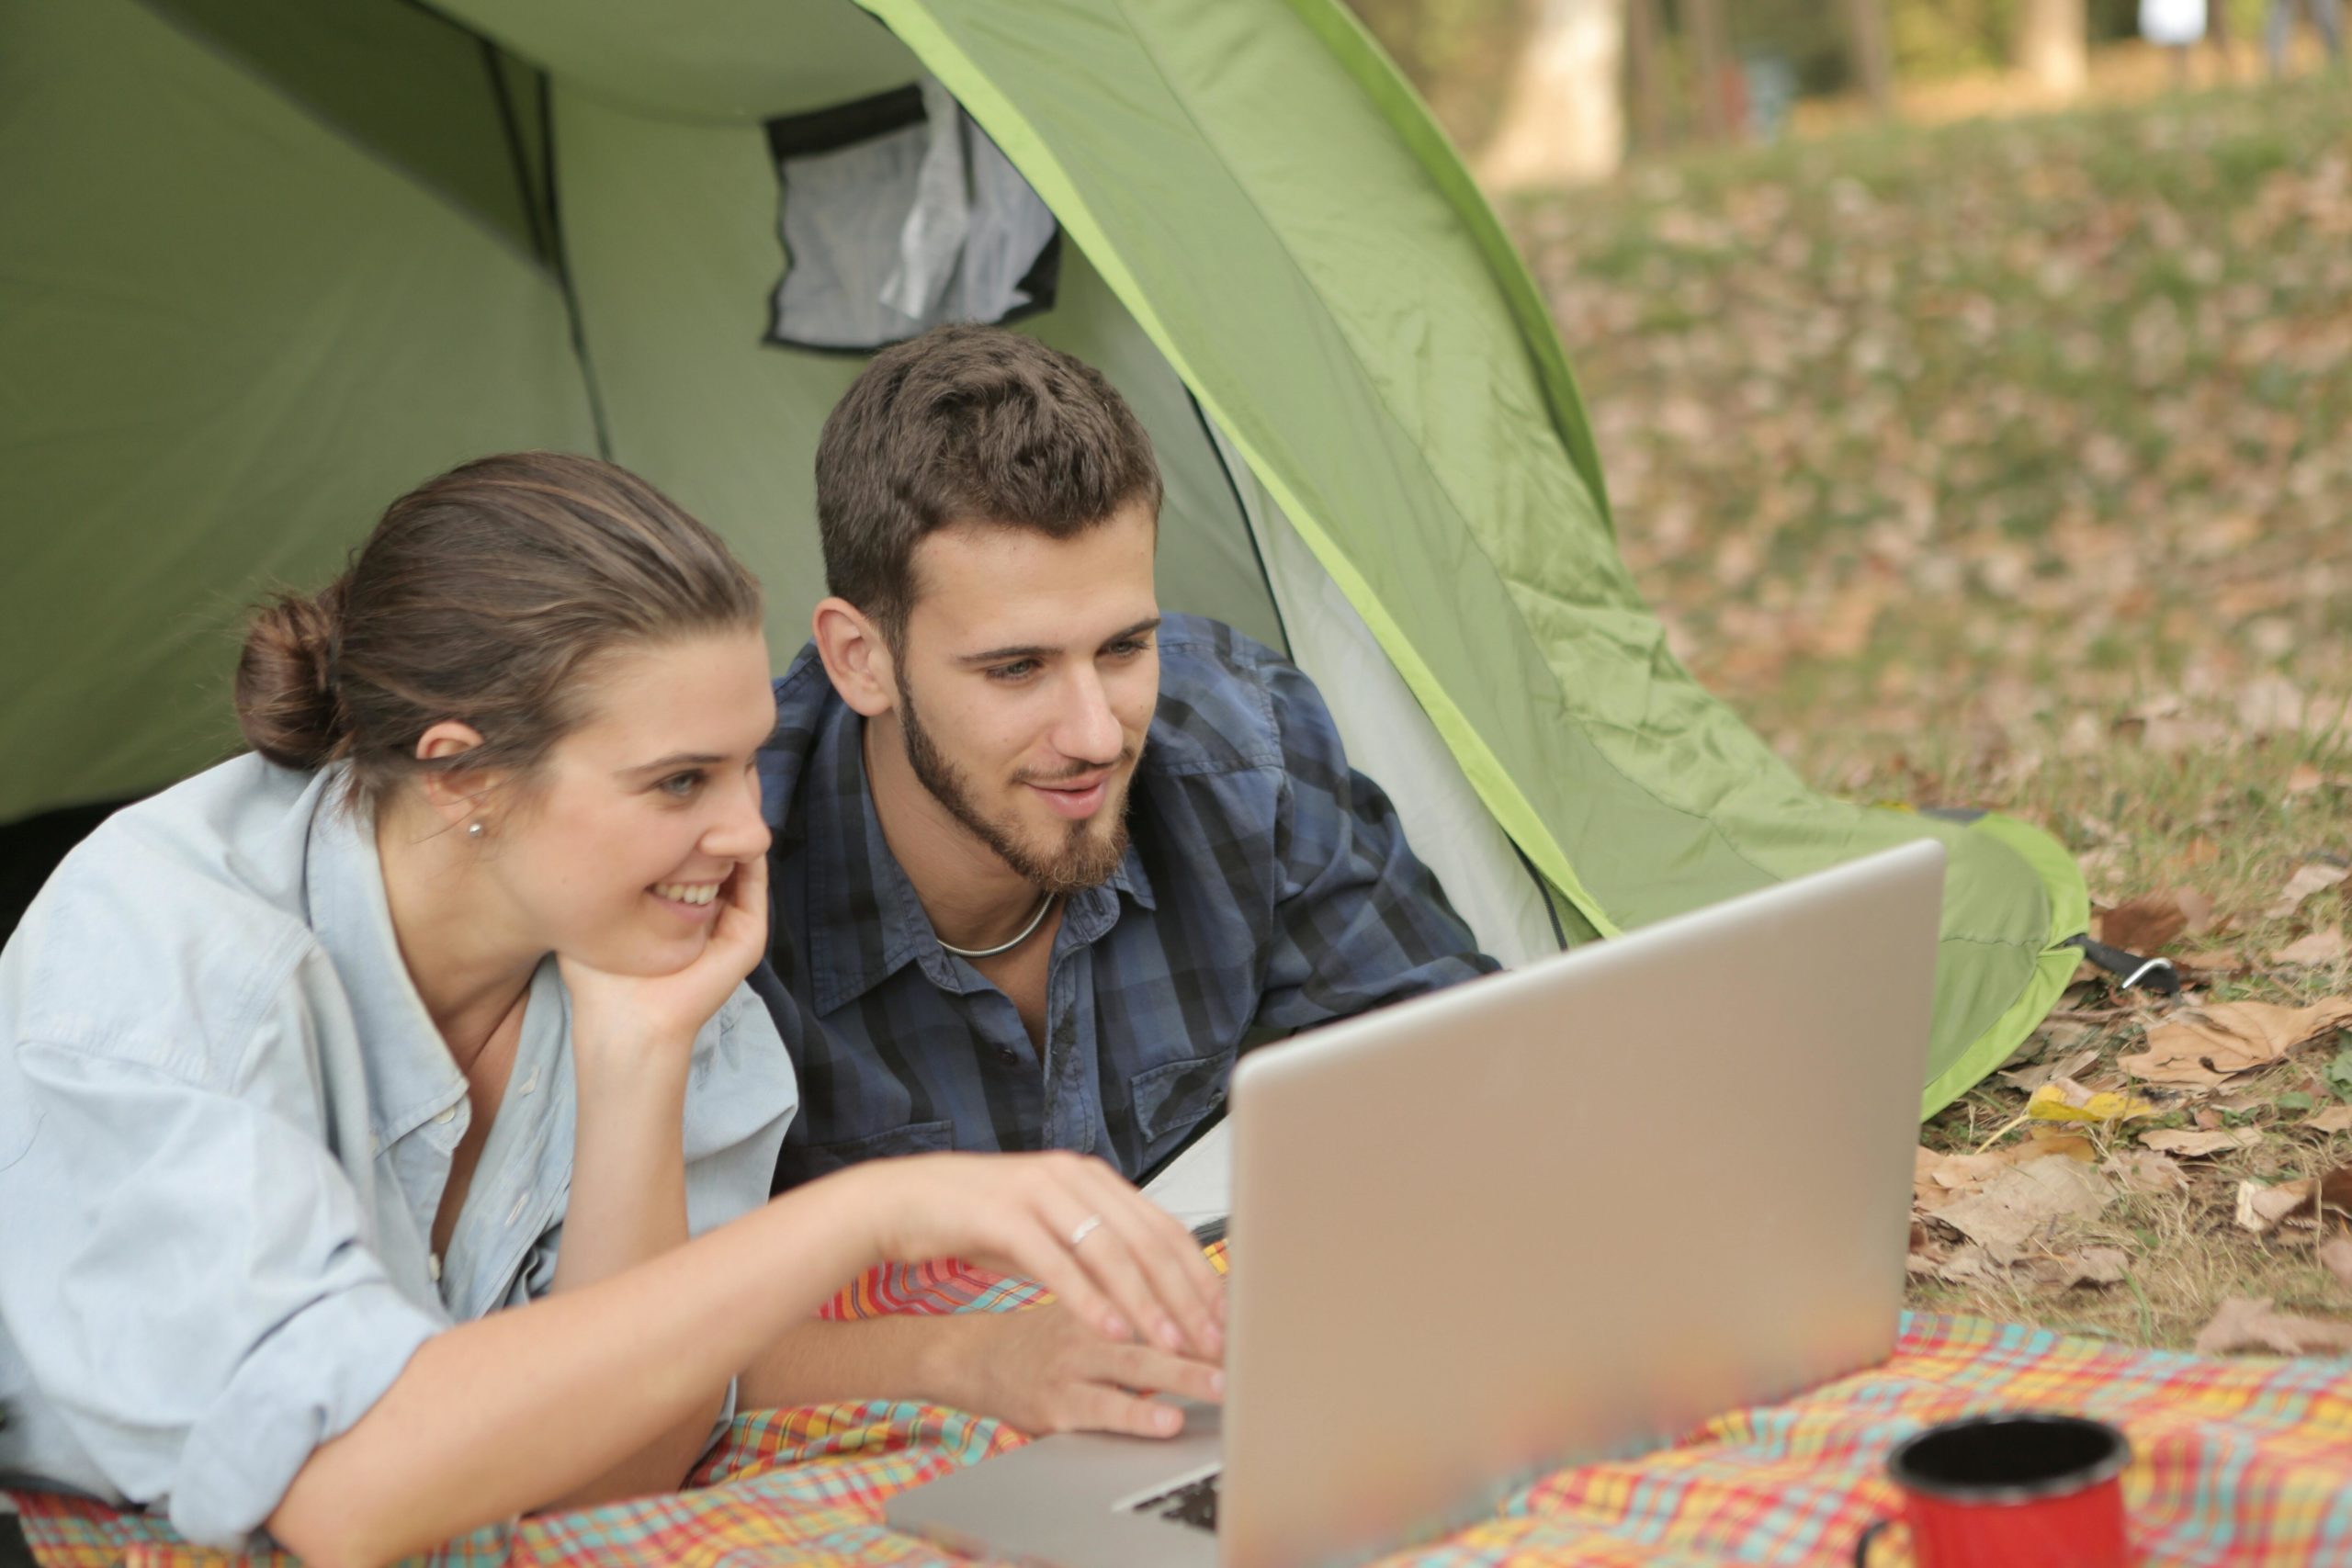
[811,597,899,719]
[413,721,497,833]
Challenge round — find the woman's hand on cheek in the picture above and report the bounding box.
[560,852,771,1076]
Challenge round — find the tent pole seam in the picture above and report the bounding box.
[481,41,548,267]
[537,74,614,462]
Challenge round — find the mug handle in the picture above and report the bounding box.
[1853,1518,1898,1566]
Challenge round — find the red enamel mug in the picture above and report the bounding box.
[1854,1413,2134,1568]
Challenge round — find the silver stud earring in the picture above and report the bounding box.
[466,821,485,840]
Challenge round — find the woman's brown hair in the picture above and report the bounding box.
[235,452,762,809]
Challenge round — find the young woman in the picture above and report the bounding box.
[0,454,1223,1568]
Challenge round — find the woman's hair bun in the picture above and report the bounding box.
[234,576,351,771]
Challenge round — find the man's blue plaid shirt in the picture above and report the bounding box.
[752,615,1498,1191]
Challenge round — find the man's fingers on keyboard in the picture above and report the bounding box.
[1067,1383,1187,1438]
[1092,1338,1224,1404]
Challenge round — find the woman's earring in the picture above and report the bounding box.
[466,820,485,840]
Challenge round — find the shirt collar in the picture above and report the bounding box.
[303,775,468,1142]
[800,693,1156,1015]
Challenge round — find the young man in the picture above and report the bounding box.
[755,322,1494,1181]
[743,326,1496,1435]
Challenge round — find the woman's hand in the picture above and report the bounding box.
[560,853,769,1069]
[834,1151,1225,1361]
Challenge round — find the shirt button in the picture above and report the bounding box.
[427,1253,443,1283]
[432,1107,458,1125]
[996,1046,1019,1063]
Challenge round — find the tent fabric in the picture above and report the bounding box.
[0,0,2086,1114]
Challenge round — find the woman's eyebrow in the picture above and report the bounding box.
[619,751,726,778]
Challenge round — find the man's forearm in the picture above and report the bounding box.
[741,1314,979,1414]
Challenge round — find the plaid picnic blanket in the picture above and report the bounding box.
[16,1245,2352,1567]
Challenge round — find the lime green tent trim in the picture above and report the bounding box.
[1276,0,1620,538]
[1928,814,2090,1117]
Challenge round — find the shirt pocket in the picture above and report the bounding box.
[794,1116,956,1179]
[1128,1053,1231,1150]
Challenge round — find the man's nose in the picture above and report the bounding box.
[1053,667,1125,766]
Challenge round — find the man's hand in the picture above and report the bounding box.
[932,1303,1223,1438]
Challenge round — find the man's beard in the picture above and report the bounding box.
[895,671,1134,897]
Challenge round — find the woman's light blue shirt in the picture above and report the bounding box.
[0,755,799,1547]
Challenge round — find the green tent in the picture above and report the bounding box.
[0,0,2086,1113]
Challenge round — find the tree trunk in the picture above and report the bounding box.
[2017,0,2088,98]
[1478,0,1629,189]
[1682,0,1734,143]
[1843,0,1896,116]
[1626,0,1666,152]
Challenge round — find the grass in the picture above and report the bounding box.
[1508,69,2352,1350]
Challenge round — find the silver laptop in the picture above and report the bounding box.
[888,840,1944,1568]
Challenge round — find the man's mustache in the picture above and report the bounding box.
[1012,748,1138,787]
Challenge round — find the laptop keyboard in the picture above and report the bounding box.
[1131,1472,1221,1533]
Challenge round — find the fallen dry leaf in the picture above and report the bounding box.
[2233,1168,2352,1234]
[2098,888,2215,952]
[2305,1106,2352,1134]
[1930,1241,2010,1284]
[2277,929,2347,967]
[2322,1237,2352,1294]
[2028,1077,2160,1122]
[2140,1127,2264,1157]
[2267,863,2350,920]
[2194,1296,2352,1356]
[1934,1156,2112,1254]
[2238,1180,2313,1234]
[2119,998,2352,1088]
[2288,762,2324,796]
[1913,1133,2095,1211]
[2112,1150,2190,1194]
[2176,947,2248,974]
[1998,1046,2102,1094]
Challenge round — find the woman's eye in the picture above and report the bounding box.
[658,771,707,799]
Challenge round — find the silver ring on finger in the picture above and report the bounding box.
[1069,1213,1104,1248]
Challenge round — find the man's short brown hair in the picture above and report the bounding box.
[814,325,1161,644]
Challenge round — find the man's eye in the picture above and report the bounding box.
[986,660,1039,682]
[658,772,707,799]
[1105,638,1150,660]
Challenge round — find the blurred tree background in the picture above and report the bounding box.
[1346,0,2274,167]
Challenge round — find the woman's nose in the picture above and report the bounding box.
[706,769,772,861]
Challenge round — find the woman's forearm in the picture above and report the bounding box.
[552,1048,692,1291]
[541,1051,707,1508]
[269,1181,874,1568]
